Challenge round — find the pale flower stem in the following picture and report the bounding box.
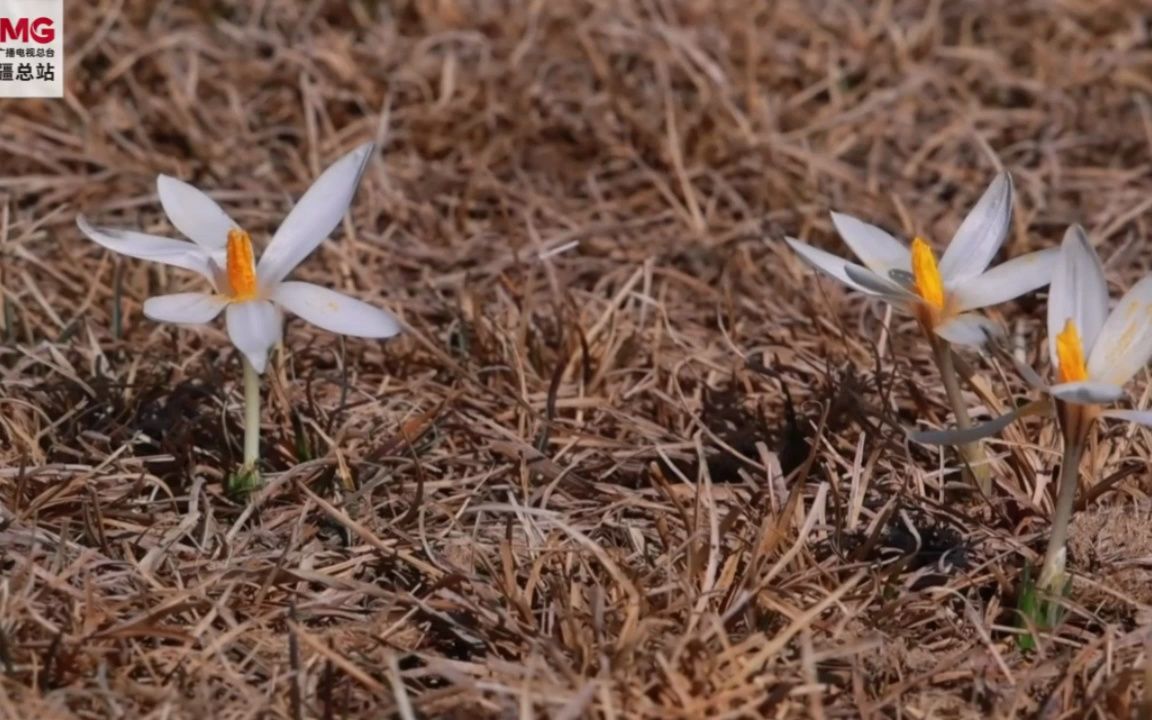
[929,336,991,495]
[242,357,261,468]
[1037,434,1083,592]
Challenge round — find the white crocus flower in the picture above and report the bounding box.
[1037,225,1152,593]
[785,172,1057,345]
[77,142,400,373]
[1044,225,1152,422]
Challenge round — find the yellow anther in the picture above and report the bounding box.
[226,228,258,301]
[1056,318,1088,384]
[911,236,944,310]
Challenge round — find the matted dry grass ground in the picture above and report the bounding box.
[2,0,1152,717]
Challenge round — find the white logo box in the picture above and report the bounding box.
[0,0,62,98]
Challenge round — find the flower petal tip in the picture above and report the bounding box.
[245,354,268,374]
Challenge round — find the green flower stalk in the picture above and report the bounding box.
[231,356,263,492]
[1037,408,1087,592]
[927,332,990,492]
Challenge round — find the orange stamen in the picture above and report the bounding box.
[910,236,944,310]
[1055,318,1088,384]
[226,228,258,301]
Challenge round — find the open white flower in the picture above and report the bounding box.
[1043,225,1152,421]
[77,142,400,373]
[786,172,1057,345]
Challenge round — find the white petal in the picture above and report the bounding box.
[273,281,401,338]
[1048,225,1110,363]
[843,265,919,302]
[257,143,374,285]
[143,292,226,324]
[1048,380,1125,405]
[934,313,1002,346]
[938,172,1014,283]
[1086,275,1152,387]
[949,248,1058,312]
[78,215,217,283]
[909,408,1023,446]
[784,238,875,293]
[156,175,239,250]
[1102,409,1152,428]
[828,212,910,274]
[225,300,282,374]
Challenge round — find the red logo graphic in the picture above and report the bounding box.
[0,17,55,44]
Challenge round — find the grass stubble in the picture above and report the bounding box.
[1,1,1152,717]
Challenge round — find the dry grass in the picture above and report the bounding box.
[2,0,1152,717]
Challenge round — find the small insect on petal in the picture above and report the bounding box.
[911,237,945,310]
[1056,318,1088,384]
[226,228,259,301]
